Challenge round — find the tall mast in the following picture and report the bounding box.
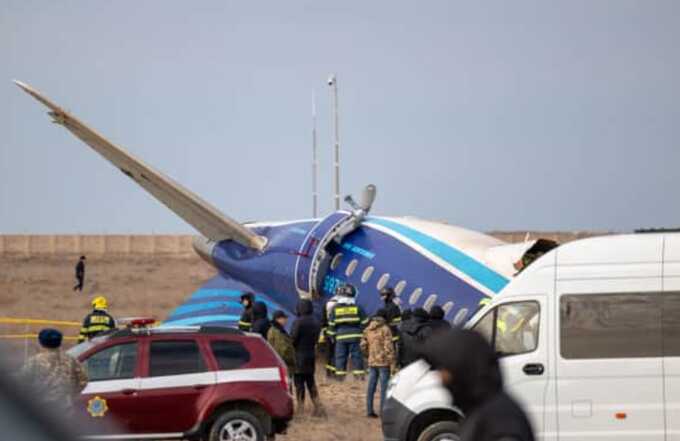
[328,74,340,211]
[312,90,319,218]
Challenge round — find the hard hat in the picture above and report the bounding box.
[92,296,108,310]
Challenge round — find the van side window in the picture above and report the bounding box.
[471,301,540,356]
[560,293,662,359]
[662,293,680,357]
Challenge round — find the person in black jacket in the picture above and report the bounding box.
[73,256,86,292]
[290,299,326,417]
[250,301,270,338]
[423,330,535,441]
[379,287,402,344]
[428,305,451,335]
[398,307,430,367]
[238,292,255,331]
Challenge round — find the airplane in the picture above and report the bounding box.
[13,80,557,327]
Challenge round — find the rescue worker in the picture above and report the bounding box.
[427,305,451,334]
[291,299,326,417]
[398,307,430,366]
[250,301,271,338]
[423,330,535,441]
[73,255,86,292]
[321,292,340,378]
[238,292,255,331]
[360,309,395,418]
[78,296,115,343]
[328,284,367,380]
[20,328,88,415]
[379,287,402,344]
[267,310,296,378]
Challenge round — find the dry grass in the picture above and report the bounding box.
[0,254,383,440]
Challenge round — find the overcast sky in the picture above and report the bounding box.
[2,1,679,234]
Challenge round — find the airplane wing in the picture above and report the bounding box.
[14,81,266,251]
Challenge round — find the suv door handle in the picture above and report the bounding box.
[523,363,544,376]
[192,384,208,390]
[121,388,137,395]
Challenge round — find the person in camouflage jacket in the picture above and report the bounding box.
[360,309,396,417]
[20,329,88,415]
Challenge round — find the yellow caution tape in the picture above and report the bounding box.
[0,334,79,341]
[0,318,80,326]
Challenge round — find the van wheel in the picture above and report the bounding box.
[209,410,265,441]
[416,420,461,441]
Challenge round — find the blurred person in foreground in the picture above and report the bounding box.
[360,308,396,418]
[20,329,88,416]
[78,296,116,343]
[423,329,535,441]
[290,299,326,417]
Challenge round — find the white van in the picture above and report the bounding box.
[382,232,680,441]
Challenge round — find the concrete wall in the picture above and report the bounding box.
[0,235,196,256]
[0,232,607,257]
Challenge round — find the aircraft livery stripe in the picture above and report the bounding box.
[162,314,241,326]
[170,300,240,316]
[366,217,509,293]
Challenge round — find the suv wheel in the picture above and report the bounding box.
[209,410,265,441]
[416,420,461,441]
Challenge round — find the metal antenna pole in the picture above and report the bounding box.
[329,74,340,211]
[312,90,319,218]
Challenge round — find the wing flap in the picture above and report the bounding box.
[14,80,266,251]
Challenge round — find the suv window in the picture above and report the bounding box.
[211,340,251,370]
[149,340,207,377]
[471,301,540,356]
[86,343,137,381]
[560,293,662,359]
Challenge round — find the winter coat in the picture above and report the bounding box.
[250,301,271,339]
[423,330,535,441]
[398,308,431,366]
[428,305,451,335]
[360,317,396,367]
[267,322,296,372]
[291,299,321,374]
[383,299,402,341]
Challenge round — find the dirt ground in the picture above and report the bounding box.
[0,253,383,440]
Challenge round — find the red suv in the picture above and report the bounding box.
[68,324,293,441]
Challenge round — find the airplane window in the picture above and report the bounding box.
[345,259,358,277]
[424,294,437,311]
[377,273,390,290]
[409,288,423,305]
[442,301,454,315]
[453,308,469,326]
[330,253,343,270]
[361,266,375,283]
[395,280,407,296]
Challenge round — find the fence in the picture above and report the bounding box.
[0,235,195,256]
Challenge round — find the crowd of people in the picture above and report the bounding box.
[239,283,456,419]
